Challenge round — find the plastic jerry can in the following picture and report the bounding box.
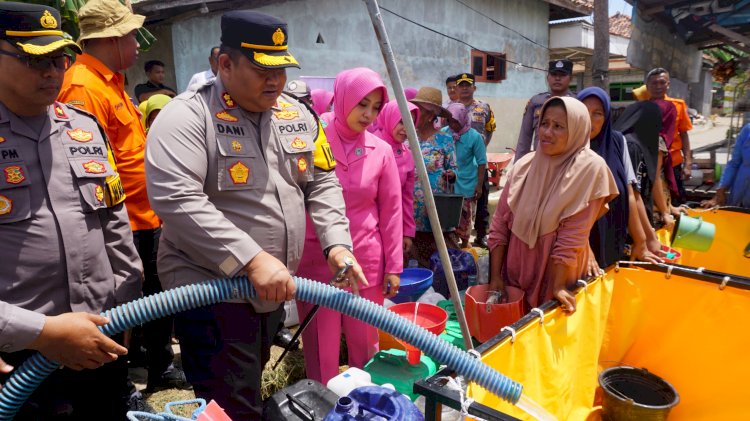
[264,379,339,421]
[323,386,424,421]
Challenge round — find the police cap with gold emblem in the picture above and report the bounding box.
[0,2,82,55]
[548,59,573,75]
[221,10,300,69]
[456,73,475,86]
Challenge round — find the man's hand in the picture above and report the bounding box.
[682,164,692,180]
[28,313,128,370]
[631,241,663,264]
[326,246,368,295]
[244,251,295,302]
[403,237,413,255]
[383,273,400,299]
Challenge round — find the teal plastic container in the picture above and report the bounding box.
[364,349,437,400]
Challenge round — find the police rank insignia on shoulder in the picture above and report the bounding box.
[222,92,236,109]
[274,110,299,120]
[277,99,294,109]
[0,137,5,144]
[297,157,308,173]
[290,137,307,150]
[67,128,93,143]
[4,166,25,184]
[0,195,11,215]
[82,160,106,174]
[228,161,250,184]
[54,103,68,119]
[215,111,238,122]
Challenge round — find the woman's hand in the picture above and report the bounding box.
[383,273,400,299]
[586,245,603,277]
[554,287,577,314]
[403,237,413,255]
[443,170,455,183]
[661,213,676,231]
[647,237,663,255]
[631,241,663,264]
[670,205,688,217]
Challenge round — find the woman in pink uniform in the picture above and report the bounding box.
[296,68,403,384]
[375,100,419,258]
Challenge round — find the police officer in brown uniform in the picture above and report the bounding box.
[0,3,141,419]
[514,59,575,162]
[145,11,365,419]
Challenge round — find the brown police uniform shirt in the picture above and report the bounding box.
[514,91,575,161]
[0,101,142,352]
[145,77,351,313]
[466,100,496,145]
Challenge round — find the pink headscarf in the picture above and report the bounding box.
[331,67,389,143]
[310,89,334,115]
[374,100,420,145]
[404,87,418,101]
[446,102,470,141]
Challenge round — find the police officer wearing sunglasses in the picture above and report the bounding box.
[0,3,142,419]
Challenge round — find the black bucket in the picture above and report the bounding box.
[599,366,679,421]
[434,193,463,231]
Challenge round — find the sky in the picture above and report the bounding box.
[609,0,633,16]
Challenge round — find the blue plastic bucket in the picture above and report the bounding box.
[391,268,433,304]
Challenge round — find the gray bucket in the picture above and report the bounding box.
[599,366,679,421]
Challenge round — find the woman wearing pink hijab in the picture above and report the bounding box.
[375,100,420,257]
[310,88,334,115]
[296,68,403,384]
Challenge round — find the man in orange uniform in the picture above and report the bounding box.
[58,0,183,394]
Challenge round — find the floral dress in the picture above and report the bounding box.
[413,131,457,232]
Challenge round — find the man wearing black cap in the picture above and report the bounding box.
[145,10,365,419]
[514,59,575,161]
[0,2,141,418]
[455,72,495,248]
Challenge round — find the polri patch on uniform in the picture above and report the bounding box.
[4,165,25,185]
[215,111,238,122]
[82,160,106,174]
[297,156,308,173]
[67,128,93,143]
[0,195,11,215]
[228,161,250,184]
[274,110,299,120]
[95,185,104,203]
[222,92,236,109]
[231,140,243,152]
[290,137,307,150]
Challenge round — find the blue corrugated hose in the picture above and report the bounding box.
[0,276,522,419]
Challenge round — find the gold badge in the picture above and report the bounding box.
[474,107,483,113]
[67,128,93,142]
[82,160,106,174]
[40,10,57,29]
[274,110,299,121]
[0,137,5,143]
[4,166,25,185]
[95,185,104,203]
[222,92,236,108]
[0,195,11,215]
[277,99,293,109]
[297,157,308,173]
[54,103,68,119]
[228,161,250,184]
[231,140,242,152]
[215,111,238,122]
[290,138,307,150]
[272,28,285,46]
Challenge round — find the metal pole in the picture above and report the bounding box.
[364,0,474,351]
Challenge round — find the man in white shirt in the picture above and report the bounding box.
[185,46,219,90]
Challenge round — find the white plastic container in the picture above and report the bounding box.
[326,367,395,397]
[283,300,299,327]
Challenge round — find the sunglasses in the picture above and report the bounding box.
[0,50,72,71]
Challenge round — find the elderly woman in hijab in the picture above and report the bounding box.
[577,88,661,269]
[295,68,402,384]
[488,97,618,313]
[443,102,487,249]
[140,94,172,132]
[375,100,420,257]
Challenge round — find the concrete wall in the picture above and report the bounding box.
[163,0,552,153]
[123,23,178,99]
[689,68,713,117]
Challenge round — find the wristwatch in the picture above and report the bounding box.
[323,244,353,259]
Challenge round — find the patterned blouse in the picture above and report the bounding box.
[413,131,457,232]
